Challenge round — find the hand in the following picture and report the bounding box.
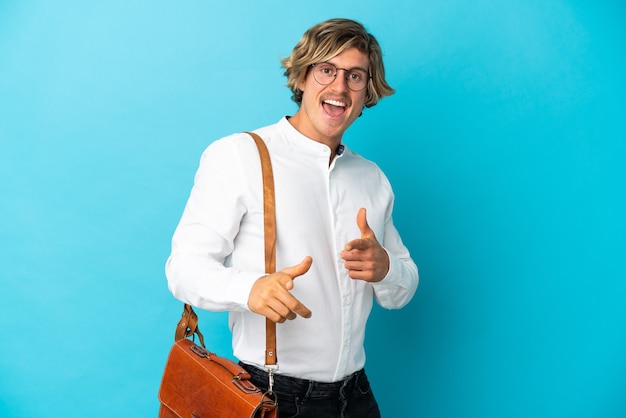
[341,208,390,282]
[248,256,313,323]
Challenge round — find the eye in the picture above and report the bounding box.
[348,72,362,82]
[319,64,334,75]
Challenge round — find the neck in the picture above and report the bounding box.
[287,113,342,153]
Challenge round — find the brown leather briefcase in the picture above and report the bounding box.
[158,338,275,417]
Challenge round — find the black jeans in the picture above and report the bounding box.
[240,363,381,418]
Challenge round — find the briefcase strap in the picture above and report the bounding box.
[246,132,278,368]
[174,132,278,367]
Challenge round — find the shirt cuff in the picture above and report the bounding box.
[228,272,264,311]
[371,249,401,288]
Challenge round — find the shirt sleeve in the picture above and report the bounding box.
[165,135,263,312]
[367,168,419,309]
[371,218,419,309]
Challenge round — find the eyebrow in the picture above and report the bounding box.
[324,61,369,73]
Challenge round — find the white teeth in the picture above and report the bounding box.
[324,99,346,107]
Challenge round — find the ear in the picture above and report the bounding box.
[297,77,307,92]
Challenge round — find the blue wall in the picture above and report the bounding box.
[1,1,624,417]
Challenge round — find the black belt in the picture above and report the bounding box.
[240,363,364,401]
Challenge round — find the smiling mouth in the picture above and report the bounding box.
[322,99,347,117]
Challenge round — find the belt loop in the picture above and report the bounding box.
[302,381,314,403]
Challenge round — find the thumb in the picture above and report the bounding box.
[282,256,313,280]
[357,208,374,239]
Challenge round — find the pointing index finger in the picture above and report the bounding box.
[345,238,369,252]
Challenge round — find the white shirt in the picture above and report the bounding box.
[166,117,418,382]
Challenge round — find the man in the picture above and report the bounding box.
[166,18,418,417]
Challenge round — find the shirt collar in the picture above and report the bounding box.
[281,116,347,159]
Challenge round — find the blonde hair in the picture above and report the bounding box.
[281,18,395,108]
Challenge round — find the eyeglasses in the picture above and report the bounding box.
[310,62,371,91]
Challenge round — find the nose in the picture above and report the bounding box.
[329,69,349,92]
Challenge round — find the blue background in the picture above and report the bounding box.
[1,1,625,417]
